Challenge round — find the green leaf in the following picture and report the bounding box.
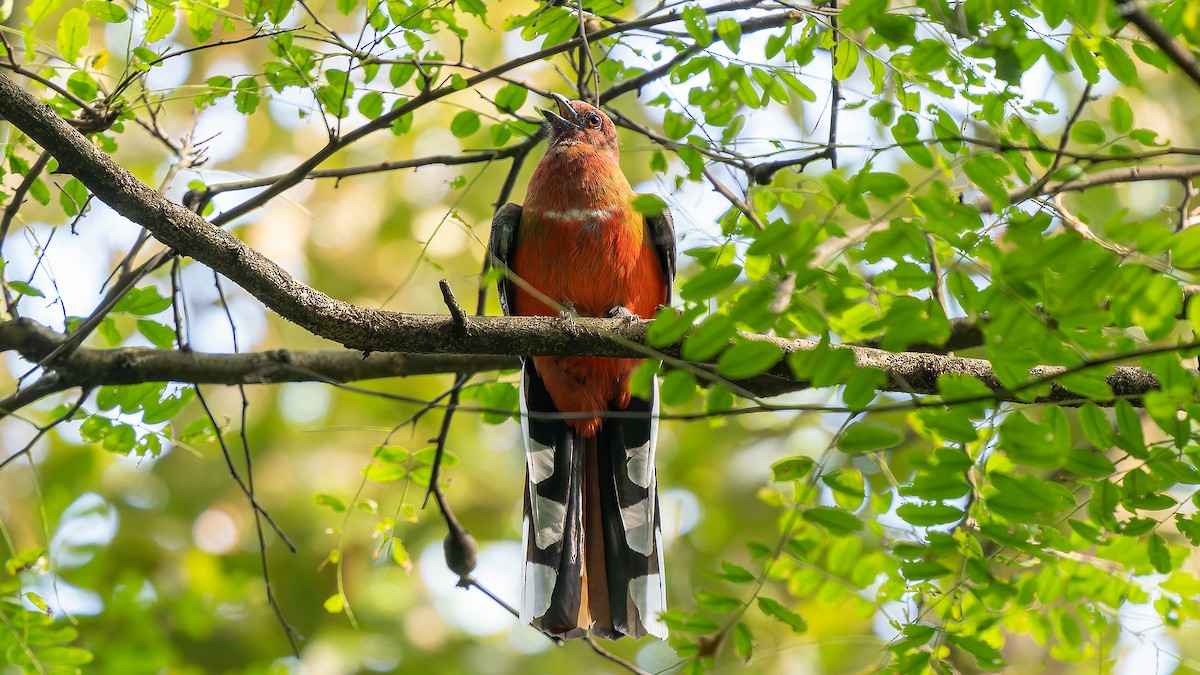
[1070,120,1105,145]
[494,83,527,112]
[373,445,410,463]
[777,70,816,102]
[696,590,741,613]
[9,280,44,298]
[450,111,481,138]
[1114,399,1146,458]
[909,39,948,72]
[733,622,753,661]
[357,91,384,119]
[842,368,885,410]
[680,265,740,302]
[59,177,89,216]
[1148,533,1172,574]
[1176,514,1200,545]
[824,469,866,511]
[1172,226,1200,268]
[715,561,755,583]
[66,71,98,101]
[1099,38,1137,84]
[900,560,951,581]
[1110,96,1133,134]
[137,320,176,349]
[24,591,48,612]
[145,4,176,44]
[892,114,933,167]
[363,461,407,482]
[861,171,909,200]
[756,597,807,633]
[313,493,347,512]
[662,110,695,140]
[37,646,94,666]
[27,0,62,25]
[1070,37,1099,84]
[141,387,193,424]
[772,456,814,482]
[57,8,90,62]
[646,305,699,347]
[900,470,970,501]
[716,339,782,379]
[988,472,1074,521]
[716,17,741,51]
[458,0,486,18]
[113,287,172,315]
[896,502,965,526]
[631,194,667,216]
[838,422,903,453]
[661,609,720,633]
[681,4,712,47]
[947,634,1005,670]
[1064,449,1115,478]
[260,0,295,23]
[963,154,1010,207]
[659,369,697,406]
[83,0,127,22]
[681,313,735,361]
[414,446,457,467]
[833,40,859,80]
[802,506,862,534]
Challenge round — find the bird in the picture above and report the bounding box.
[488,93,676,640]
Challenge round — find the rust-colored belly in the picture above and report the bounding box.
[511,210,666,436]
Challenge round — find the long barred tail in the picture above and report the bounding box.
[518,361,666,640]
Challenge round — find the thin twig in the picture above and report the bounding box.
[208,266,302,654]
[0,151,52,247]
[0,375,71,426]
[193,386,298,552]
[702,166,764,230]
[439,279,468,336]
[827,0,841,171]
[0,390,87,473]
[585,635,653,675]
[575,0,600,103]
[422,374,468,509]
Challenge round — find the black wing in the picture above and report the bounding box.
[488,203,523,316]
[643,203,677,299]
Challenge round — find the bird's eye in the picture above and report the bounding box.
[584,113,602,129]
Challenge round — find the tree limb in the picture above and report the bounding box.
[979,163,1200,213]
[0,315,1177,407]
[0,317,515,388]
[1117,0,1200,90]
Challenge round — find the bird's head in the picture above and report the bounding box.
[540,94,619,157]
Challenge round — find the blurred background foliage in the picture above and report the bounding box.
[2,0,1200,673]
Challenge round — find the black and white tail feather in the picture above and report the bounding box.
[517,360,667,639]
[489,200,675,640]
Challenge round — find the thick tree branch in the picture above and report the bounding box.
[1117,0,1200,90]
[0,316,1176,408]
[0,318,515,388]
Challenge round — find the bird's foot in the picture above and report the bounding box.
[558,302,579,321]
[607,305,639,324]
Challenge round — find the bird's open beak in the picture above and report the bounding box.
[540,93,582,132]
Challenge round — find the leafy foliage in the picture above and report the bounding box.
[3,0,1200,673]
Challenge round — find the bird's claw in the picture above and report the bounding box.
[608,305,638,324]
[559,302,579,321]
